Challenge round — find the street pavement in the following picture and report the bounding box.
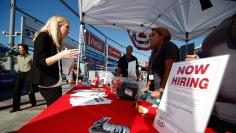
[0,83,72,133]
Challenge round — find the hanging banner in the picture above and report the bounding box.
[154,55,229,133]
[128,30,151,51]
[86,48,105,64]
[85,31,106,70]
[108,45,121,59]
[85,47,105,70]
[85,31,105,53]
[107,45,121,72]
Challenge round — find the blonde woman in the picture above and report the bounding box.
[30,16,79,106]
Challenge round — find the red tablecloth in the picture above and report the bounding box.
[17,84,217,133]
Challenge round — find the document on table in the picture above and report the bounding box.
[153,55,229,133]
[71,90,106,98]
[69,89,111,106]
[70,97,112,106]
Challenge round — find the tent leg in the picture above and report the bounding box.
[185,32,189,56]
[76,24,84,85]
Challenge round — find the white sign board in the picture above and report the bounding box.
[89,71,96,81]
[98,71,114,85]
[99,72,108,85]
[21,16,78,48]
[128,61,136,78]
[154,55,229,133]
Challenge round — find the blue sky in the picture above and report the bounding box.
[0,0,204,61]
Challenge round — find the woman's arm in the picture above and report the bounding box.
[151,59,175,99]
[34,33,79,68]
[160,59,176,88]
[151,43,178,99]
[45,49,79,66]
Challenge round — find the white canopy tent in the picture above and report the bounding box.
[78,0,236,42]
[74,0,236,83]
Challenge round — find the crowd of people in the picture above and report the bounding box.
[8,14,236,132]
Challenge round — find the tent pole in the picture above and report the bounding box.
[76,0,83,85]
[105,34,108,71]
[76,24,84,85]
[7,0,16,70]
[185,32,189,56]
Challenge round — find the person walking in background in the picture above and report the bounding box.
[10,44,36,112]
[30,16,79,107]
[67,62,83,84]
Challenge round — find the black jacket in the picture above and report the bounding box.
[117,54,138,77]
[29,32,60,86]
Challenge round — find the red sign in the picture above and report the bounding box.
[108,46,121,59]
[85,32,105,53]
[171,64,210,89]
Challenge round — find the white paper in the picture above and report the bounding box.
[71,91,106,98]
[154,55,229,133]
[70,97,112,106]
[89,71,96,81]
[99,72,108,85]
[61,58,74,75]
[69,89,111,106]
[124,88,133,96]
[149,75,154,80]
[97,71,115,85]
[128,61,136,78]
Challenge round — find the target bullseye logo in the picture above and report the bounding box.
[157,117,165,127]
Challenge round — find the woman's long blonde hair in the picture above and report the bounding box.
[34,16,69,48]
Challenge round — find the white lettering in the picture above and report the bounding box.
[91,38,104,51]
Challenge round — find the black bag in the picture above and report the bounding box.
[118,81,139,101]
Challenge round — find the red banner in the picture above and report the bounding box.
[108,46,121,59]
[85,32,105,53]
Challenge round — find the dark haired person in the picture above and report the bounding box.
[67,63,83,84]
[141,27,179,99]
[10,44,36,112]
[117,45,139,78]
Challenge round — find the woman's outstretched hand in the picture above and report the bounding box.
[58,49,80,59]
